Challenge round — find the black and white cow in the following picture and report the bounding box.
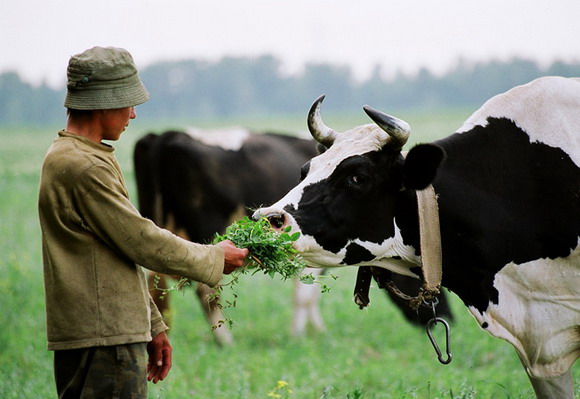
[134,128,451,345]
[254,77,579,398]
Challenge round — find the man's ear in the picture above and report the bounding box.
[403,144,445,190]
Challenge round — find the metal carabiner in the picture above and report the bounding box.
[426,317,452,364]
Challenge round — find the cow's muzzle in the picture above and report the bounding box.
[252,211,286,230]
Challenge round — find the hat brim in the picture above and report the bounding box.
[64,80,149,110]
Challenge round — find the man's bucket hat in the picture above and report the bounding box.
[64,46,150,110]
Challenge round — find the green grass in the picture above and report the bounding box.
[0,111,577,398]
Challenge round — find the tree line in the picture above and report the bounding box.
[1,55,578,126]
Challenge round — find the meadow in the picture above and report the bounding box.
[0,108,577,398]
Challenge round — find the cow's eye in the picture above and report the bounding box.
[348,174,368,187]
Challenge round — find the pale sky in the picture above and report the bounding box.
[1,0,579,88]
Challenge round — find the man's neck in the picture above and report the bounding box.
[66,112,104,144]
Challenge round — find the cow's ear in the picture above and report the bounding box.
[403,144,445,190]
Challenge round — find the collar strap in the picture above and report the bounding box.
[417,185,443,292]
[409,184,443,309]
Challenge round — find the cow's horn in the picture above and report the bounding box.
[308,95,337,147]
[363,105,411,150]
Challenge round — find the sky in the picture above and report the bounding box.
[1,0,579,88]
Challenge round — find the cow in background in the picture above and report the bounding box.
[254,77,580,398]
[134,128,453,345]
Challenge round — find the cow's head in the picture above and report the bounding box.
[253,96,444,276]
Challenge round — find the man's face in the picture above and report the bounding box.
[101,107,136,141]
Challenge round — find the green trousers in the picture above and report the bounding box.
[54,343,147,399]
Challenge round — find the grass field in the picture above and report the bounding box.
[0,109,577,398]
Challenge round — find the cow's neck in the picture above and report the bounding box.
[373,185,444,308]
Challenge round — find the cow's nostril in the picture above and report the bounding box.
[267,213,286,229]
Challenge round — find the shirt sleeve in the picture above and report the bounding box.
[149,294,169,337]
[72,163,224,287]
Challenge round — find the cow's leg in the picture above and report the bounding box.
[353,266,373,308]
[527,369,574,399]
[148,272,173,328]
[195,283,234,346]
[292,268,325,336]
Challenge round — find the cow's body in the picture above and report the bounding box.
[134,128,453,345]
[254,77,579,398]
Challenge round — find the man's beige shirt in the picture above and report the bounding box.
[39,131,223,350]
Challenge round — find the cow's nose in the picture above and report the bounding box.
[267,213,286,229]
[253,210,286,230]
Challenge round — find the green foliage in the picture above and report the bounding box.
[211,217,331,327]
[0,72,64,126]
[2,57,580,126]
[155,216,330,328]
[214,216,306,281]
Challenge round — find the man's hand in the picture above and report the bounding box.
[147,331,172,383]
[217,240,249,274]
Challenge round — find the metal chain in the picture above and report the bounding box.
[384,280,452,364]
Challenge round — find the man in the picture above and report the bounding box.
[38,46,249,398]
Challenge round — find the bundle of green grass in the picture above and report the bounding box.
[214,216,307,281]
[159,217,327,328]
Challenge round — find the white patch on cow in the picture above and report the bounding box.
[347,226,422,278]
[457,77,580,166]
[294,233,348,268]
[294,129,314,140]
[288,218,421,279]
[468,238,580,379]
[185,126,251,151]
[307,124,390,181]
